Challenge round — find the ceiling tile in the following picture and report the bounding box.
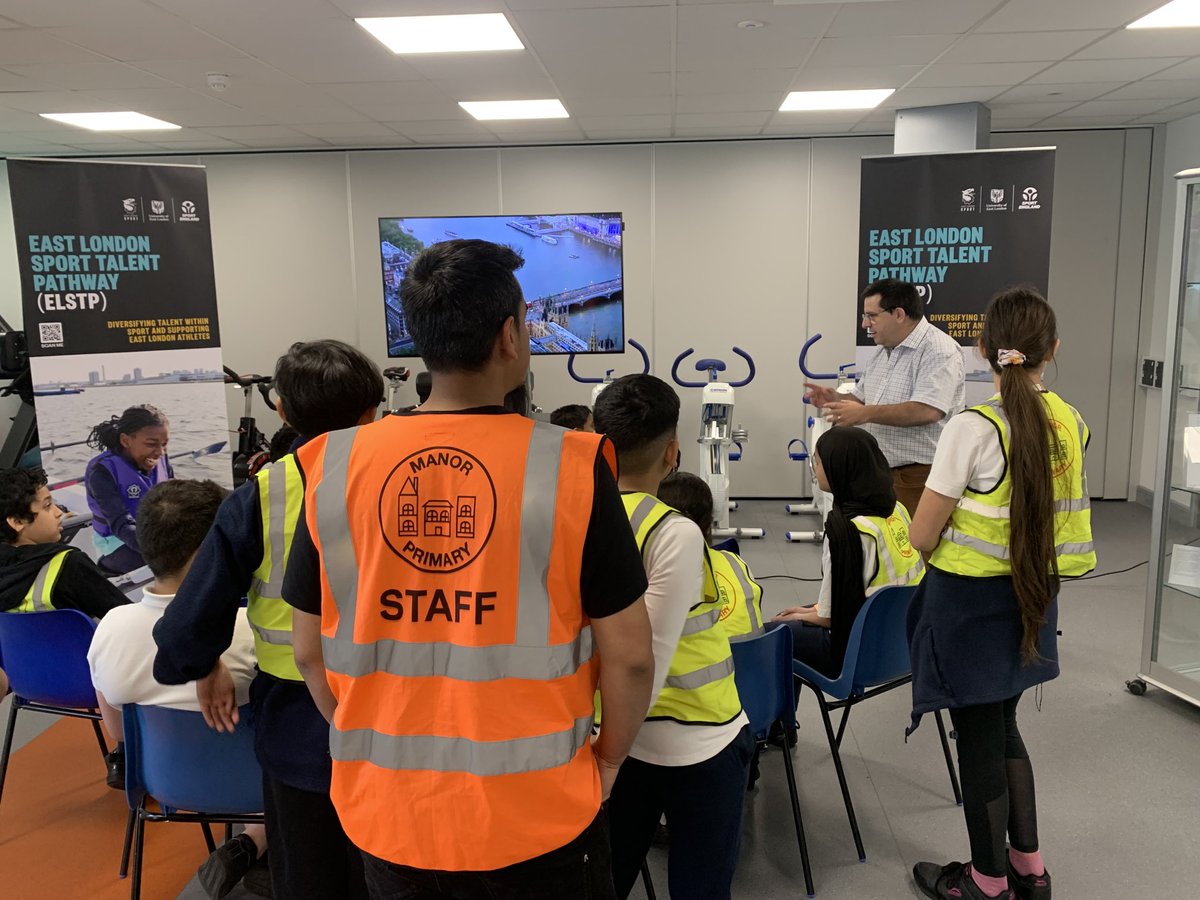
[983,101,1079,118]
[881,86,1005,107]
[1,0,169,28]
[1068,29,1200,60]
[388,119,497,137]
[345,101,467,122]
[671,126,764,137]
[146,137,247,151]
[992,82,1128,103]
[88,87,229,113]
[1,62,172,91]
[674,92,783,113]
[0,91,115,114]
[566,96,673,117]
[940,30,1108,64]
[1028,58,1188,83]
[675,2,833,70]
[128,57,308,92]
[399,53,546,84]
[408,133,501,145]
[0,28,108,65]
[0,69,57,92]
[553,71,672,99]
[977,0,1165,32]
[1148,58,1200,80]
[154,104,272,128]
[48,19,246,63]
[674,110,772,128]
[266,106,372,126]
[318,81,455,108]
[1057,98,1178,117]
[507,0,671,8]
[1099,79,1200,101]
[675,68,800,95]
[791,65,923,91]
[828,0,997,37]
[326,0,508,13]
[201,125,310,141]
[433,76,558,102]
[910,62,1051,87]
[235,137,333,149]
[292,122,397,139]
[1038,114,1136,127]
[514,7,673,72]
[989,116,1043,129]
[577,114,673,132]
[1134,97,1200,121]
[808,34,960,68]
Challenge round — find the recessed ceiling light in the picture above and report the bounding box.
[39,112,181,131]
[356,13,523,54]
[1128,0,1200,28]
[779,89,895,111]
[459,99,569,121]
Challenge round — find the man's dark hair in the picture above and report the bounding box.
[592,374,680,476]
[136,480,228,578]
[274,340,383,438]
[0,467,48,543]
[268,425,299,462]
[657,472,713,541]
[861,279,923,320]
[400,239,525,373]
[550,404,591,430]
[414,371,432,404]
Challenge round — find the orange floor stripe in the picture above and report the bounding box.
[0,717,212,899]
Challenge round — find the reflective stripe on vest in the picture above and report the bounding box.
[709,548,764,642]
[16,550,70,613]
[852,507,925,592]
[622,492,743,726]
[930,393,1096,577]
[246,455,305,681]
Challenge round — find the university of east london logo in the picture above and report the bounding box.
[378,447,497,573]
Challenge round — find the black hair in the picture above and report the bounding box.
[657,471,713,542]
[592,374,680,476]
[503,384,529,417]
[414,371,432,404]
[268,425,299,462]
[136,479,228,579]
[861,279,924,320]
[274,340,384,438]
[0,466,48,543]
[87,405,168,454]
[400,239,525,373]
[550,404,591,430]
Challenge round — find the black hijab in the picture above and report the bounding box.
[815,426,897,668]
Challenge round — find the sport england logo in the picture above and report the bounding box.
[148,199,171,223]
[985,188,1010,212]
[960,187,977,212]
[1018,186,1042,211]
[178,200,200,222]
[121,198,140,222]
[379,447,497,573]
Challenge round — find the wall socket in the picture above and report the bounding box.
[1143,358,1164,388]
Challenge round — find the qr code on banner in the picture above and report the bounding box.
[39,322,64,347]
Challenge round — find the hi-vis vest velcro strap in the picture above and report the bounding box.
[19,551,70,612]
[717,549,763,639]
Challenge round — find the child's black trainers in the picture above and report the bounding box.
[913,861,1014,900]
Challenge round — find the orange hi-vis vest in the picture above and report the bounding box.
[301,413,614,872]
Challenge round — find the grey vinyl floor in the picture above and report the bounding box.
[4,500,1197,899]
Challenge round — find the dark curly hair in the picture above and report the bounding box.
[0,466,49,543]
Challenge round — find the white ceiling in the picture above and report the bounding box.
[0,0,1198,155]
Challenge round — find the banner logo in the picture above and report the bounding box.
[148,199,172,223]
[151,200,164,215]
[985,188,1010,212]
[961,188,976,204]
[990,188,1005,204]
[121,198,140,222]
[960,187,978,213]
[178,200,200,222]
[1018,187,1042,211]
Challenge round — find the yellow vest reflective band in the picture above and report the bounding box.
[246,454,304,681]
[708,547,764,643]
[852,505,925,593]
[930,392,1096,578]
[15,550,70,612]
[624,493,743,726]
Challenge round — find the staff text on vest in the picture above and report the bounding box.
[380,588,498,625]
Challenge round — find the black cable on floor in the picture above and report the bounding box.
[756,574,822,583]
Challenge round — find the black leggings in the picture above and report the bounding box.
[948,693,1039,878]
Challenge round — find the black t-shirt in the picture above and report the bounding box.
[282,410,646,620]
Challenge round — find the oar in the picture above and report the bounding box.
[47,441,229,491]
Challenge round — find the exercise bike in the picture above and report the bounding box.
[382,366,411,414]
[224,366,276,487]
[671,347,763,540]
[566,338,650,405]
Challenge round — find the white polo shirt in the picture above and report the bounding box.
[853,317,965,467]
[88,589,257,711]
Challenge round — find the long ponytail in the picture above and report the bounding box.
[980,289,1059,663]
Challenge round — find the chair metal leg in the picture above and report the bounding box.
[934,710,963,806]
[0,699,20,809]
[224,821,234,843]
[119,805,136,878]
[815,692,866,862]
[201,821,217,853]
[833,705,852,750]
[90,714,109,759]
[130,807,147,900]
[640,860,657,900]
[779,730,816,897]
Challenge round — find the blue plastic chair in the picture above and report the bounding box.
[0,609,110,810]
[791,586,961,863]
[121,703,265,900]
[731,623,816,897]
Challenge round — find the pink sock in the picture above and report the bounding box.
[1008,847,1045,877]
[970,864,1009,897]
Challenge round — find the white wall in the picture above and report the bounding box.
[0,130,1153,497]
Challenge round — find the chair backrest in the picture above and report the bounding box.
[123,704,263,815]
[839,585,917,694]
[730,623,794,741]
[0,608,99,709]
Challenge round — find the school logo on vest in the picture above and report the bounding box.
[1048,416,1074,478]
[886,515,914,558]
[715,570,737,621]
[378,447,497,573]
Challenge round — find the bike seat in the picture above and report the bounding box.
[383,367,410,381]
[695,358,725,373]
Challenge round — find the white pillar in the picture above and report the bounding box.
[894,102,991,154]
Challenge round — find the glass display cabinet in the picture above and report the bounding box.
[1135,167,1200,707]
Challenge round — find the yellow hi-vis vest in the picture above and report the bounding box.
[707,547,764,643]
[245,454,305,681]
[930,392,1096,578]
[14,550,70,612]
[852,505,925,593]
[624,493,743,726]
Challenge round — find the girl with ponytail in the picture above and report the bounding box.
[85,404,173,574]
[907,289,1095,900]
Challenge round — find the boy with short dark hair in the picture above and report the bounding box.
[551,404,594,431]
[153,339,383,900]
[593,374,754,900]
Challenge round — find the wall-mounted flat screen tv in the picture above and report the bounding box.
[379,213,625,357]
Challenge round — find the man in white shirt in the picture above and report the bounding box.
[805,279,965,516]
[593,374,754,900]
[88,480,266,899]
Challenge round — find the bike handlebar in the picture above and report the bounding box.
[671,346,756,389]
[223,365,272,388]
[798,334,838,381]
[567,338,650,383]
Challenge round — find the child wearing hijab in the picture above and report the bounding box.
[774,426,924,676]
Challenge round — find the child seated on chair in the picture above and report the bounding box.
[657,471,765,642]
[772,427,924,678]
[0,466,130,619]
[87,480,269,899]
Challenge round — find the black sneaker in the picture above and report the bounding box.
[1007,861,1051,900]
[913,861,1014,900]
[104,748,125,790]
[240,854,274,898]
[197,833,258,899]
